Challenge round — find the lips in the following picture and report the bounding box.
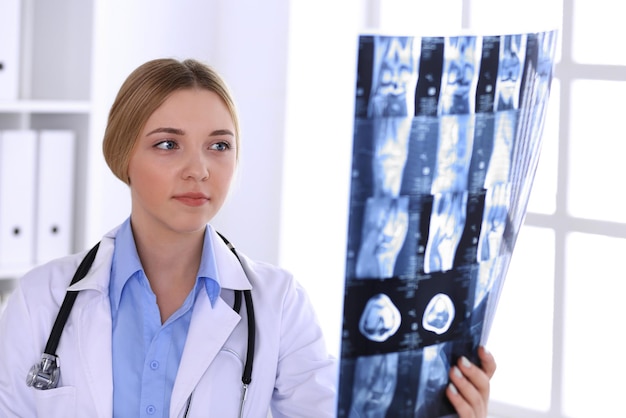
[173,192,210,207]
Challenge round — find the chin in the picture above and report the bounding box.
[167,214,214,235]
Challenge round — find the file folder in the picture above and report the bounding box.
[0,0,21,100]
[35,130,76,264]
[0,130,37,268]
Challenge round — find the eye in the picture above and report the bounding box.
[155,140,178,150]
[210,141,231,152]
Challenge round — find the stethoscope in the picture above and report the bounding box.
[26,232,255,417]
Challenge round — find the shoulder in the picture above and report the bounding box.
[17,251,90,305]
[241,255,292,283]
[15,226,119,308]
[235,252,298,297]
[234,251,322,327]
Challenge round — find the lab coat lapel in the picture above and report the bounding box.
[170,291,241,415]
[169,228,252,414]
[74,236,115,417]
[76,296,113,417]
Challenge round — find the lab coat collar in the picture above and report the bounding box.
[67,224,252,293]
[206,224,252,291]
[66,227,118,293]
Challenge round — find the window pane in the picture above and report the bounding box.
[468,0,563,36]
[563,233,626,417]
[487,226,554,412]
[572,0,626,65]
[568,80,626,223]
[527,80,560,214]
[378,0,462,32]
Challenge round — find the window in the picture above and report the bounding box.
[470,1,626,417]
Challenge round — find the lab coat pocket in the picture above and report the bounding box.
[188,348,245,416]
[209,348,245,404]
[33,386,76,417]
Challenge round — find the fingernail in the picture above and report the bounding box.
[453,365,463,378]
[481,345,490,355]
[448,382,458,394]
[461,356,471,368]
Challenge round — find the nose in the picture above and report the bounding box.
[181,151,209,181]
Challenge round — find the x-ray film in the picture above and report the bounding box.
[338,30,558,418]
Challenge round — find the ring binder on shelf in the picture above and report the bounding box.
[35,130,76,264]
[0,0,21,100]
[0,130,38,269]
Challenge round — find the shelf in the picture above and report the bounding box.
[0,100,92,114]
[0,276,17,287]
[0,265,30,282]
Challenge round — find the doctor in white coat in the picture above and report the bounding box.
[0,58,337,417]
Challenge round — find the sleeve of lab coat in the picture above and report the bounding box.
[270,278,338,418]
[0,284,39,417]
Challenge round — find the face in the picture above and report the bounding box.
[127,88,237,237]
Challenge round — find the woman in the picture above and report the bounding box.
[0,58,495,417]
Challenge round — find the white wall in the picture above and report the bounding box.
[278,0,362,358]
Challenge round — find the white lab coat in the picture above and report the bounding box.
[0,225,337,417]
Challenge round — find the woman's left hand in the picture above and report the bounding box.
[446,346,497,418]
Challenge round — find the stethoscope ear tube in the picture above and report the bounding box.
[27,242,101,390]
[216,231,255,386]
[44,242,101,355]
[242,289,255,385]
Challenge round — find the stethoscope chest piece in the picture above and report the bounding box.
[26,353,60,390]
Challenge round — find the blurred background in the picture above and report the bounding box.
[0,1,623,417]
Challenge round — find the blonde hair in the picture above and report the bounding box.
[102,58,241,184]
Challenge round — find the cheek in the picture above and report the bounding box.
[213,161,237,186]
[128,159,167,192]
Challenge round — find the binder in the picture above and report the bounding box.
[35,130,76,264]
[0,130,37,268]
[0,0,21,100]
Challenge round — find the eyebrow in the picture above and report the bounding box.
[146,127,235,137]
[210,129,235,137]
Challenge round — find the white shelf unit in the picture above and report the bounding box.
[0,0,94,281]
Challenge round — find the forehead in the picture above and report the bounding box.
[143,88,235,130]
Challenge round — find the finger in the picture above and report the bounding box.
[478,346,497,378]
[449,356,490,417]
[446,380,478,418]
[458,355,491,398]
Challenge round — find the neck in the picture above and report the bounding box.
[129,217,206,322]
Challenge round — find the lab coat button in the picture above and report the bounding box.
[146,405,156,415]
[150,360,159,370]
